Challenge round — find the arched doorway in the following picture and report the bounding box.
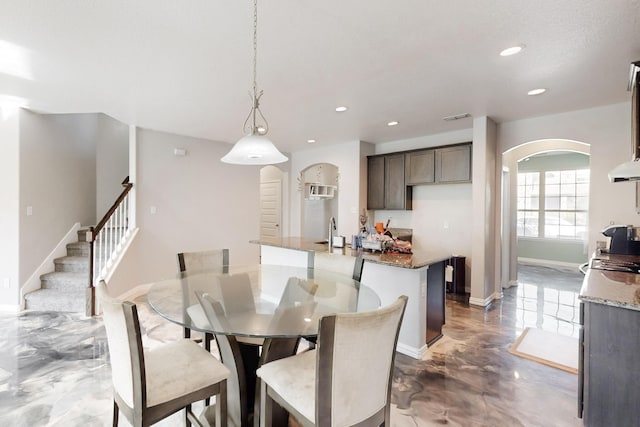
[299,163,339,241]
[502,139,590,288]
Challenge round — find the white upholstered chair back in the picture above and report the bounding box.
[196,292,248,427]
[96,281,144,412]
[313,252,363,281]
[316,295,407,426]
[177,249,229,274]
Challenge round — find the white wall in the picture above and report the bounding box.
[498,102,633,257]
[290,141,363,238]
[19,111,97,285]
[372,129,475,289]
[0,108,20,307]
[96,114,129,219]
[471,116,498,305]
[107,129,261,296]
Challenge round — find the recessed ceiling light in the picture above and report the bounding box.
[500,45,524,56]
[527,88,546,96]
[387,121,399,127]
[335,106,348,112]
[307,139,316,144]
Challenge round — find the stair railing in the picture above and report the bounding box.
[87,176,133,315]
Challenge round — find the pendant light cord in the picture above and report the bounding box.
[243,0,269,135]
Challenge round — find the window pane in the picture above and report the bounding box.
[546,184,560,196]
[545,212,560,238]
[546,171,560,184]
[576,169,590,183]
[542,167,589,240]
[517,211,539,237]
[561,170,575,183]
[560,184,575,197]
[561,196,576,210]
[526,196,539,210]
[546,195,560,210]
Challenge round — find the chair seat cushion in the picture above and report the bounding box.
[145,339,230,407]
[256,349,316,424]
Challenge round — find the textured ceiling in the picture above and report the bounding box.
[0,0,639,153]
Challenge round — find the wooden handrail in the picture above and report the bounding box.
[87,176,133,316]
[93,176,133,237]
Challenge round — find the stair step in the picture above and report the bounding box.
[66,241,90,257]
[77,228,92,243]
[24,288,86,313]
[40,271,88,291]
[54,256,89,273]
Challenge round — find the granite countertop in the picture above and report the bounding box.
[251,237,450,269]
[579,253,640,311]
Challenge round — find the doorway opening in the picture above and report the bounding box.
[299,163,339,241]
[501,140,590,290]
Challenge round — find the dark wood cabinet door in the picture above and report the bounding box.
[436,144,471,183]
[367,156,385,210]
[582,302,640,426]
[384,154,407,209]
[406,150,435,185]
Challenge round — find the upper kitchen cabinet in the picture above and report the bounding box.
[435,143,472,183]
[405,149,435,185]
[367,154,412,210]
[367,156,385,209]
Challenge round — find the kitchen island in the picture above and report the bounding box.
[578,253,640,426]
[252,237,450,359]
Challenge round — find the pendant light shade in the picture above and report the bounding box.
[221,133,288,165]
[221,0,288,165]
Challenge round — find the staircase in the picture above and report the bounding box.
[23,229,90,313]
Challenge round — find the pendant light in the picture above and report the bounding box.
[221,0,288,165]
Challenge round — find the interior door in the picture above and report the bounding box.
[260,180,282,239]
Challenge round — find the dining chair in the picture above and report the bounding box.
[313,252,364,281]
[96,281,230,427]
[177,249,230,351]
[304,252,365,349]
[256,295,408,427]
[195,291,253,427]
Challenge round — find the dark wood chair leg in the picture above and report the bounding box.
[112,401,119,427]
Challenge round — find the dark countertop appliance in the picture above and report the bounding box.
[601,224,640,255]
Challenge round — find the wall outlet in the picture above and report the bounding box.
[150,206,157,215]
[2,278,10,289]
[26,206,33,216]
[443,221,449,229]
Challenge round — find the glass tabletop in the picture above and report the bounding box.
[147,264,381,339]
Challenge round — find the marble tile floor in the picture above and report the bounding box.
[0,263,584,426]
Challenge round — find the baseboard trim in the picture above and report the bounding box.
[117,282,152,301]
[20,222,82,308]
[469,292,499,307]
[0,304,21,313]
[397,342,428,359]
[518,257,582,271]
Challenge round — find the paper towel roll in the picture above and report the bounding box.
[445,265,454,282]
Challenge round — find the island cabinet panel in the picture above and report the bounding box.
[435,144,471,183]
[405,149,435,185]
[425,260,445,345]
[581,301,640,426]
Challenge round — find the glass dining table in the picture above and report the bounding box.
[147,264,380,427]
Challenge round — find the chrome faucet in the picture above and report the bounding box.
[328,216,336,247]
